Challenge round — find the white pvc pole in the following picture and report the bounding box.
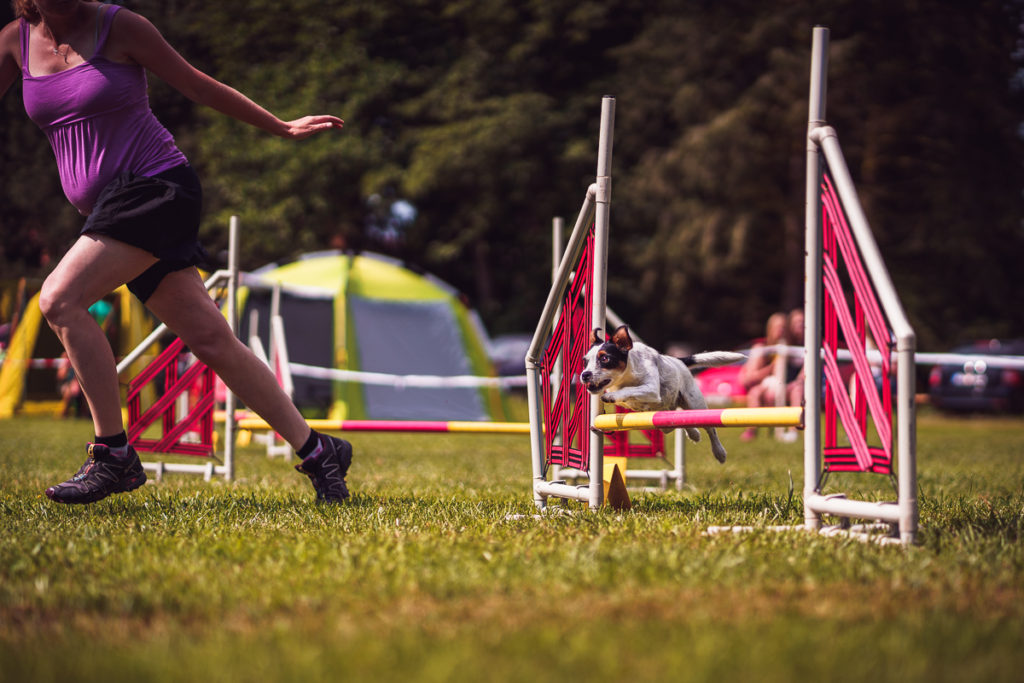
[527,189,597,363]
[673,429,685,489]
[550,216,565,481]
[588,95,615,509]
[224,216,239,481]
[803,26,828,531]
[269,282,281,372]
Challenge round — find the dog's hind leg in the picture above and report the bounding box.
[703,427,727,464]
[677,387,728,464]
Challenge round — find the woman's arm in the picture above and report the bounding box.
[108,10,342,139]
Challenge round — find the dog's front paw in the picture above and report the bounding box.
[600,393,618,404]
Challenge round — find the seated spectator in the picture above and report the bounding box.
[741,309,804,441]
[739,312,787,394]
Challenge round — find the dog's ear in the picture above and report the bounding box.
[590,328,604,346]
[611,325,633,352]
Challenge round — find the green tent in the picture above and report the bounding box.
[239,251,503,421]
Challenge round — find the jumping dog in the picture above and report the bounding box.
[580,326,745,463]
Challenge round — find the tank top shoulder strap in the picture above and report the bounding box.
[18,17,30,76]
[94,4,121,55]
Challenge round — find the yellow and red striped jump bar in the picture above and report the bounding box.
[228,408,801,435]
[234,416,531,435]
[593,406,804,432]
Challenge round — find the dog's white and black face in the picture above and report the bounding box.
[580,326,633,396]
[580,325,678,411]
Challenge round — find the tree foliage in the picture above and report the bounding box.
[2,0,1022,349]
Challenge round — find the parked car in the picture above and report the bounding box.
[928,339,1024,414]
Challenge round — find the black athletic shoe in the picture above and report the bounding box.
[294,435,352,503]
[45,444,147,504]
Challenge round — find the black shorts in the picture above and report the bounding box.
[81,164,208,302]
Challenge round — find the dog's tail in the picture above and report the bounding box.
[680,351,746,369]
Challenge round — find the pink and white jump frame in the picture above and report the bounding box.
[801,26,918,544]
[527,97,615,510]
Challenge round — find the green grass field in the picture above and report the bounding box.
[1,410,1022,682]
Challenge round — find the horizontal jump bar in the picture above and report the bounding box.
[593,406,804,431]
[235,417,531,434]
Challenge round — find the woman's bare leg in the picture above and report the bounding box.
[148,267,352,503]
[39,235,158,437]
[144,267,311,449]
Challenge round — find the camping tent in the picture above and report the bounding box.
[239,251,503,421]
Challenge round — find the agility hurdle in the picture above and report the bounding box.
[525,98,800,509]
[800,26,916,544]
[547,220,685,492]
[707,26,917,545]
[117,217,241,481]
[527,96,614,510]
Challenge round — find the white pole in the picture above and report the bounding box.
[588,95,615,510]
[269,282,281,372]
[527,190,597,362]
[803,26,828,530]
[551,216,565,481]
[673,429,685,490]
[224,216,239,481]
[897,343,918,544]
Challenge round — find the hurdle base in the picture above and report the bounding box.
[254,431,294,461]
[706,494,910,546]
[804,493,902,525]
[143,460,227,482]
[705,522,905,546]
[557,466,684,492]
[534,480,595,507]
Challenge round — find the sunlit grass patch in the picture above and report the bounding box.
[1,413,1022,682]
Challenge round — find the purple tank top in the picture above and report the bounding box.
[20,5,187,215]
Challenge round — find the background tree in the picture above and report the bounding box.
[2,0,1022,351]
[610,0,1024,348]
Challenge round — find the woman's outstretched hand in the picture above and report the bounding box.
[282,115,345,139]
